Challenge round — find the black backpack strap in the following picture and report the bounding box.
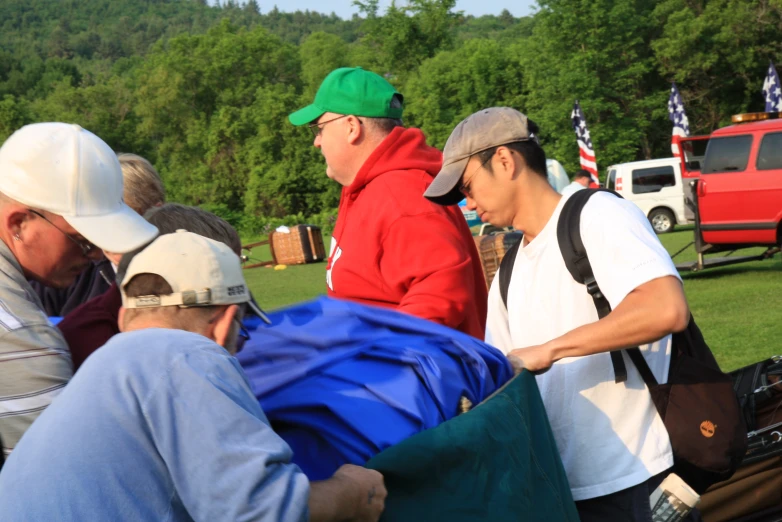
[499,239,522,309]
[556,189,629,384]
[626,347,659,387]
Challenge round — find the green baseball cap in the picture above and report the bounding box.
[288,67,404,126]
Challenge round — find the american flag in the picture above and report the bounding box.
[571,100,599,184]
[762,62,782,113]
[668,83,690,158]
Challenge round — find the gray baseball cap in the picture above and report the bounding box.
[424,107,537,206]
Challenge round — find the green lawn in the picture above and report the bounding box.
[242,227,781,372]
[241,234,330,310]
[658,226,781,371]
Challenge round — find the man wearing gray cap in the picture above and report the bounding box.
[425,108,690,520]
[0,122,158,459]
[0,230,386,521]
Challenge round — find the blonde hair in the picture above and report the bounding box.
[117,153,166,215]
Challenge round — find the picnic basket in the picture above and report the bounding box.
[269,225,326,266]
[473,232,523,289]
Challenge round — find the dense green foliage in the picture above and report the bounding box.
[1,0,780,233]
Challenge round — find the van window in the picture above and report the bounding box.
[756,132,782,171]
[682,138,709,171]
[702,135,752,174]
[631,166,676,194]
[606,168,616,190]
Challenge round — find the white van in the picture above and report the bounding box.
[605,157,690,234]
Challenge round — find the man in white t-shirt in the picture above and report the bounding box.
[424,107,691,521]
[560,169,592,196]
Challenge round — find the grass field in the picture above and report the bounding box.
[240,235,331,309]
[242,227,781,372]
[658,227,781,371]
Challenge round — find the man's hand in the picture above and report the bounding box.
[508,344,555,374]
[333,465,387,522]
[309,464,387,522]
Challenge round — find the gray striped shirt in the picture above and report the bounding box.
[0,241,73,457]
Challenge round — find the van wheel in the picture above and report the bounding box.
[649,209,675,234]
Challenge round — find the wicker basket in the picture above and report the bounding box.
[269,225,326,265]
[473,232,523,288]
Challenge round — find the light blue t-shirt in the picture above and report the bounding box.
[0,328,310,521]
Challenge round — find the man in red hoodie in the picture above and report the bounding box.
[288,67,487,339]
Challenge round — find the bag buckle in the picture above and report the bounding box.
[584,277,603,299]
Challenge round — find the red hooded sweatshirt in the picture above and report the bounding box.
[326,127,488,339]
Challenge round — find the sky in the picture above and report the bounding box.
[222,0,538,19]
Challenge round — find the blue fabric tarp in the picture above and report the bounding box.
[237,296,513,480]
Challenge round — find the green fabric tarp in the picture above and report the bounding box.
[366,371,579,521]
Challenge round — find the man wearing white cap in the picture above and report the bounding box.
[0,230,385,522]
[0,122,158,459]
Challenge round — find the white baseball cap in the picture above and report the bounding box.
[121,230,251,310]
[0,122,159,253]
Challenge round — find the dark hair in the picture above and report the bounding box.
[475,119,547,178]
[124,273,174,299]
[365,117,404,134]
[574,169,592,180]
[117,203,242,286]
[144,203,241,255]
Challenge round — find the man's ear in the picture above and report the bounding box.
[495,146,520,181]
[209,304,238,352]
[346,115,364,145]
[3,206,31,240]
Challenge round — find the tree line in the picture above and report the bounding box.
[1,0,780,233]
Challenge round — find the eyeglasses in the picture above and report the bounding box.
[234,317,251,353]
[459,155,493,198]
[307,115,363,137]
[28,209,96,256]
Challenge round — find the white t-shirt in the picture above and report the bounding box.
[485,192,679,501]
[560,181,586,196]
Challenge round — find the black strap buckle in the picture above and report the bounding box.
[584,277,603,300]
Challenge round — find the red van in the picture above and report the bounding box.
[677,113,782,270]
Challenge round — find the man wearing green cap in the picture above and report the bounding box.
[289,67,487,339]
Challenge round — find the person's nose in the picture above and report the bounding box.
[314,132,322,149]
[465,196,478,211]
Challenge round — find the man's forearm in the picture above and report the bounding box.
[549,276,689,362]
[309,477,354,522]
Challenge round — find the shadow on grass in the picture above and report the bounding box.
[680,259,781,280]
